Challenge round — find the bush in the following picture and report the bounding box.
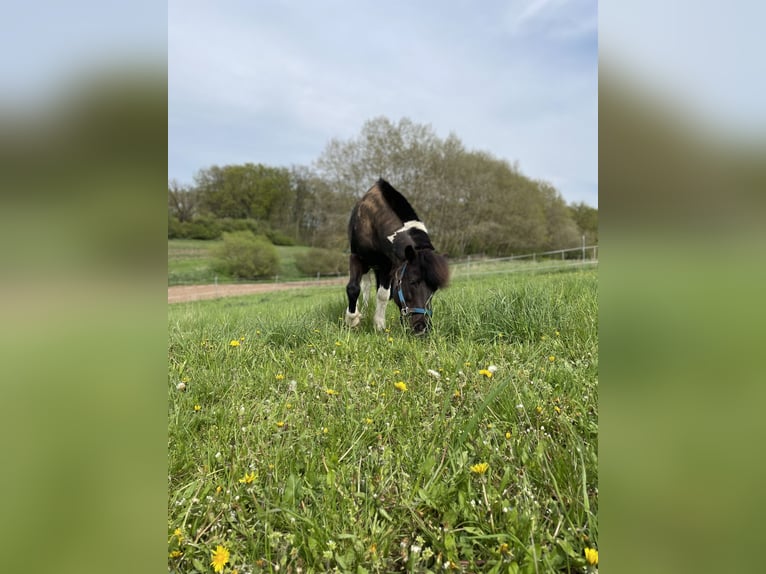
[185,216,222,240]
[266,229,296,246]
[294,248,347,277]
[212,231,279,279]
[168,215,222,239]
[217,218,264,235]
[168,216,182,239]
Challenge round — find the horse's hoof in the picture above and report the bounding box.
[345,309,362,328]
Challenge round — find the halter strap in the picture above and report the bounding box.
[396,263,433,317]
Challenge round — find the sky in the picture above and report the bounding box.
[169,0,599,206]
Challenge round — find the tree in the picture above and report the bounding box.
[314,116,588,256]
[168,179,198,222]
[569,201,598,245]
[195,163,292,224]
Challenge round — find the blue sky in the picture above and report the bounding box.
[169,0,598,206]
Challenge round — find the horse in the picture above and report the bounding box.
[345,179,449,334]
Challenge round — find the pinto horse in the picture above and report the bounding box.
[345,179,449,334]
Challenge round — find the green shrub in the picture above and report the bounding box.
[294,248,347,276]
[217,218,264,235]
[212,231,279,279]
[185,216,222,240]
[266,229,296,246]
[168,216,182,239]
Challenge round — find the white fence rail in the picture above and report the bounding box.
[449,245,599,278]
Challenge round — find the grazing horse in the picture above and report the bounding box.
[345,179,449,334]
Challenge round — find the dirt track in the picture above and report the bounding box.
[168,277,347,304]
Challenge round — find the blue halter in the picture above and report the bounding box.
[395,263,433,318]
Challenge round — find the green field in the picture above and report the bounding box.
[168,269,598,573]
[168,240,323,286]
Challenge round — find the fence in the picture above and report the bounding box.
[449,245,599,279]
[169,244,598,287]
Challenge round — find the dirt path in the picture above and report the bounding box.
[168,277,347,304]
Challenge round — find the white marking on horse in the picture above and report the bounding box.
[360,273,371,308]
[373,285,390,331]
[345,307,362,328]
[387,220,428,243]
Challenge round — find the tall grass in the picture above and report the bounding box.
[168,269,598,573]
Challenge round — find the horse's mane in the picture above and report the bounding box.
[377,179,420,223]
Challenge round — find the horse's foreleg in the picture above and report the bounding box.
[345,254,366,328]
[372,266,392,331]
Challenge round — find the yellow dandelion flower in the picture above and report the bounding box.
[505,431,511,439]
[275,373,285,380]
[487,423,493,429]
[478,369,493,378]
[535,406,542,414]
[470,462,489,475]
[387,337,394,343]
[322,427,328,434]
[555,330,560,336]
[454,390,461,398]
[464,361,472,367]
[370,543,377,554]
[229,339,240,347]
[554,406,561,414]
[394,381,408,392]
[215,485,222,494]
[277,420,286,428]
[169,550,183,558]
[549,355,555,362]
[193,404,201,412]
[498,332,504,338]
[498,543,509,555]
[172,528,183,543]
[239,471,256,484]
[240,336,245,340]
[584,547,598,566]
[364,418,373,424]
[210,545,230,573]
[393,369,401,375]
[335,341,342,346]
[325,389,337,395]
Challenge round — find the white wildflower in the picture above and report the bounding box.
[427,369,441,379]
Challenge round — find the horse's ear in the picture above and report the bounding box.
[404,245,416,263]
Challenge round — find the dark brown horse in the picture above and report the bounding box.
[345,179,449,334]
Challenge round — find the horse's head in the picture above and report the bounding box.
[392,246,449,334]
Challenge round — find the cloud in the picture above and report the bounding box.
[169,0,598,206]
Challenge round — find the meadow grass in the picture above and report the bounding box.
[168,269,598,573]
[168,240,322,285]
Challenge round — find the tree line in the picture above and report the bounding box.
[169,117,597,257]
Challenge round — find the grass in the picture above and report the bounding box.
[168,240,327,286]
[168,268,598,573]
